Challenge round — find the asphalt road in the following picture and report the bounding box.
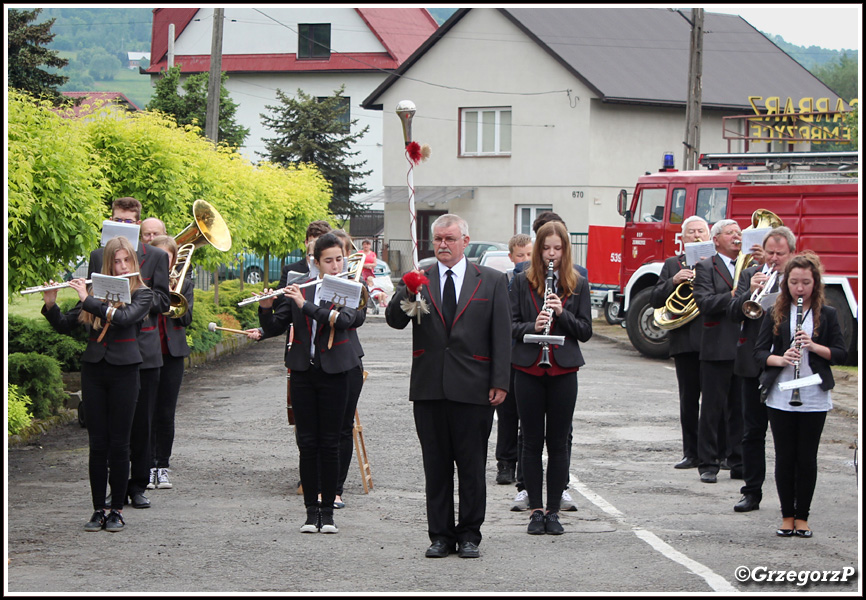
[5,316,861,594]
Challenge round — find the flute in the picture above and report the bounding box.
[236,271,352,307]
[20,273,140,295]
[789,296,805,406]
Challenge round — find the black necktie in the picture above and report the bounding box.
[442,269,456,333]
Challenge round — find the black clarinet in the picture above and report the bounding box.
[789,296,804,406]
[537,260,556,369]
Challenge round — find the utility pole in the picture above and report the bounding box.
[205,8,224,145]
[167,24,175,69]
[683,8,704,170]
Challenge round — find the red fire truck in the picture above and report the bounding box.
[611,151,859,362]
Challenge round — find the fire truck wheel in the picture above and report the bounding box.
[603,298,624,325]
[625,288,670,359]
[824,287,857,364]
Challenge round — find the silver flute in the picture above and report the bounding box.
[20,272,140,295]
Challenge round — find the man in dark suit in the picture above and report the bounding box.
[386,214,511,559]
[726,226,795,511]
[650,215,710,470]
[88,197,170,508]
[692,219,744,484]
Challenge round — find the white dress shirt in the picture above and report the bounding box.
[438,256,467,303]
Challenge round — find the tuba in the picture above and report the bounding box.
[165,199,232,318]
[653,275,701,330]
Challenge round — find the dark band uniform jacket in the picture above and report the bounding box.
[43,288,154,365]
[726,264,765,378]
[161,275,194,358]
[510,268,592,370]
[258,279,365,374]
[89,243,171,369]
[693,254,740,361]
[385,262,512,403]
[753,304,847,395]
[650,254,702,356]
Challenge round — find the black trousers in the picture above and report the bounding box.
[740,376,768,498]
[81,361,139,511]
[152,354,185,469]
[336,364,364,496]
[413,400,494,547]
[494,369,519,466]
[673,352,701,459]
[514,370,577,513]
[127,367,159,496]
[767,407,826,521]
[698,360,742,475]
[292,366,349,511]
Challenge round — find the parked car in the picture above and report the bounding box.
[417,241,508,270]
[477,249,513,273]
[221,251,304,284]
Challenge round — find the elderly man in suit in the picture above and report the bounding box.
[692,219,744,484]
[88,197,171,508]
[386,213,511,559]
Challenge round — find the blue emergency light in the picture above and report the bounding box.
[662,152,675,169]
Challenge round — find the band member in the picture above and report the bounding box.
[258,233,365,534]
[510,221,592,535]
[42,236,153,532]
[651,216,709,470]
[386,214,511,559]
[692,219,744,484]
[88,197,171,509]
[277,220,332,288]
[148,234,194,491]
[727,226,795,512]
[754,252,847,538]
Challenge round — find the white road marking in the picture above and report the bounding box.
[570,472,738,593]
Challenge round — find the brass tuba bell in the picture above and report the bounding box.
[653,277,701,330]
[165,199,232,318]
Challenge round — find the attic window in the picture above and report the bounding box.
[298,24,330,59]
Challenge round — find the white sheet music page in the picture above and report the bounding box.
[101,220,140,251]
[90,273,132,303]
[319,274,363,309]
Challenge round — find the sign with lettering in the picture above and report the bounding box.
[740,96,858,143]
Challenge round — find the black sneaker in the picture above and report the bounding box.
[527,509,546,535]
[105,510,125,532]
[319,510,338,534]
[84,510,106,532]
[300,507,320,533]
[545,511,564,535]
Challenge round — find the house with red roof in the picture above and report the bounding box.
[146,7,438,209]
[57,91,140,119]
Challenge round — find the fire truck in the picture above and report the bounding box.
[611,151,859,362]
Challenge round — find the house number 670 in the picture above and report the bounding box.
[571,190,584,198]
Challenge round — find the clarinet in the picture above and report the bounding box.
[537,260,556,369]
[789,296,804,406]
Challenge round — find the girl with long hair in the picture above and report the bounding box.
[42,236,152,532]
[509,221,592,535]
[754,251,847,538]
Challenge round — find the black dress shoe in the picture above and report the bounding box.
[674,457,699,469]
[795,529,813,538]
[496,462,516,485]
[129,492,151,509]
[425,540,453,558]
[700,472,717,483]
[734,494,760,512]
[457,541,480,559]
[776,528,794,537]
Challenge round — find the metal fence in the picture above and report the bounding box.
[384,233,588,278]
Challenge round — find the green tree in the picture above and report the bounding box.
[145,65,250,149]
[812,52,858,102]
[260,86,372,222]
[7,8,69,102]
[86,49,121,81]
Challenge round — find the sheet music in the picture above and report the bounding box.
[90,273,132,304]
[319,274,363,309]
[684,241,715,267]
[777,373,822,391]
[101,220,140,251]
[760,291,779,309]
[741,227,771,254]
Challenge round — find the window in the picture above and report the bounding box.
[460,107,511,156]
[670,188,686,224]
[298,24,330,59]
[317,96,350,132]
[695,188,729,225]
[517,205,552,237]
[633,188,666,223]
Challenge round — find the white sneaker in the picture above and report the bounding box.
[146,468,157,490]
[511,489,530,512]
[560,489,578,511]
[156,468,173,489]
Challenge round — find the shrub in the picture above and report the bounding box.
[8,353,68,419]
[7,315,86,371]
[187,290,223,353]
[8,384,33,435]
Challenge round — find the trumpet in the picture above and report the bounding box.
[789,296,804,406]
[742,270,778,319]
[20,272,140,295]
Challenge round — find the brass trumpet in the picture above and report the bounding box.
[742,270,778,319]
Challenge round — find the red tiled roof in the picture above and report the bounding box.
[57,92,140,118]
[146,8,437,74]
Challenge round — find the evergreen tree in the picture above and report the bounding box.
[260,86,372,221]
[145,65,250,149]
[7,8,69,102]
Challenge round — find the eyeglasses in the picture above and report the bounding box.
[110,217,139,224]
[433,236,462,246]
